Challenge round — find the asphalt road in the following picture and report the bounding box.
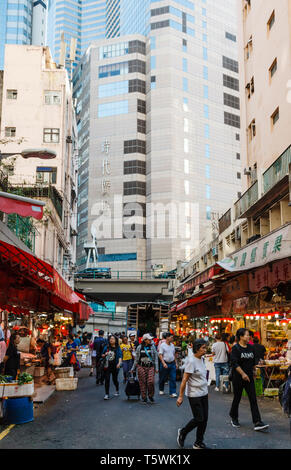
[0,369,290,449]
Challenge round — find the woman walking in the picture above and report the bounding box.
[229,328,269,431]
[176,339,210,449]
[131,333,158,404]
[3,333,21,379]
[120,336,133,383]
[102,335,122,400]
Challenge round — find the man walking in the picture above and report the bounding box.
[212,334,230,392]
[159,333,177,398]
[176,339,210,449]
[229,328,269,431]
[94,330,107,385]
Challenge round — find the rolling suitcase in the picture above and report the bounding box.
[125,373,140,400]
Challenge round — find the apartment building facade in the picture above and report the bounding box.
[0,45,78,284]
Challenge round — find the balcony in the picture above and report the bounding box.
[6,213,36,252]
[219,209,231,234]
[263,144,291,194]
[8,184,63,221]
[234,181,258,219]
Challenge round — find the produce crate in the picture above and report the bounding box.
[34,367,45,377]
[264,388,279,397]
[54,367,73,379]
[0,382,34,398]
[55,378,78,391]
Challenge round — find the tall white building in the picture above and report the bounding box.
[75,0,242,273]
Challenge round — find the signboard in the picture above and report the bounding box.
[249,258,291,293]
[91,301,116,313]
[218,223,291,272]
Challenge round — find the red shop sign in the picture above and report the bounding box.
[249,258,291,293]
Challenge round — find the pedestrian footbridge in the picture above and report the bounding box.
[74,271,173,303]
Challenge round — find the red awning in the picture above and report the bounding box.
[0,191,45,220]
[0,239,94,318]
[176,285,219,312]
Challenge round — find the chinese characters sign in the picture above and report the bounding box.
[218,223,291,272]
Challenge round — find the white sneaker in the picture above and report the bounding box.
[159,391,165,395]
[104,394,109,400]
[114,391,120,396]
[214,387,219,392]
[170,393,178,398]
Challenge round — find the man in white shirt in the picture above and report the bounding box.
[211,334,230,392]
[159,333,177,397]
[176,339,210,450]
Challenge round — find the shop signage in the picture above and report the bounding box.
[178,266,221,294]
[221,274,248,299]
[53,270,74,303]
[218,223,291,272]
[249,258,291,292]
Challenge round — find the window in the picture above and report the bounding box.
[183,38,187,52]
[183,97,189,111]
[183,58,188,72]
[236,153,241,160]
[124,160,146,175]
[128,40,146,55]
[183,78,188,92]
[6,89,17,99]
[202,8,207,16]
[204,85,208,98]
[237,172,241,179]
[223,56,239,73]
[206,206,211,220]
[184,159,189,174]
[5,127,16,137]
[267,10,275,31]
[184,180,190,195]
[204,104,209,118]
[205,144,210,158]
[124,139,146,154]
[129,79,146,94]
[271,107,279,126]
[202,20,207,29]
[204,124,210,138]
[206,185,211,199]
[184,138,189,153]
[223,74,239,91]
[44,91,61,105]
[151,56,156,70]
[246,76,255,98]
[224,112,240,128]
[98,81,128,98]
[203,66,208,80]
[36,167,57,184]
[269,58,277,78]
[236,133,240,141]
[248,119,256,140]
[137,119,146,134]
[128,59,146,74]
[43,128,60,143]
[203,47,208,60]
[137,99,146,114]
[151,20,170,30]
[151,6,170,16]
[203,33,207,43]
[205,165,210,180]
[151,76,156,90]
[99,61,128,78]
[123,181,146,196]
[98,100,128,118]
[225,32,236,42]
[224,93,240,110]
[151,36,156,50]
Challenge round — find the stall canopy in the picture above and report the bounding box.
[0,239,94,321]
[0,191,45,220]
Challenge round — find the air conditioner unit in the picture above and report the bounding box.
[244,167,251,175]
[235,227,241,240]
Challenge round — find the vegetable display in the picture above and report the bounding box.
[17,372,33,385]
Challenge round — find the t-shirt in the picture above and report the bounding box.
[120,343,132,361]
[212,341,228,363]
[159,342,175,363]
[230,343,256,377]
[184,356,208,398]
[138,345,154,367]
[253,343,266,364]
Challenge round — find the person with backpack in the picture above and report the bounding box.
[131,333,158,404]
[229,328,269,431]
[212,334,230,392]
[102,335,122,400]
[93,330,107,385]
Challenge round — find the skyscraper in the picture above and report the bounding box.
[81,0,106,53]
[74,0,242,272]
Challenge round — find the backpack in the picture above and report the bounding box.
[93,337,106,357]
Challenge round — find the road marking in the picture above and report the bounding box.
[0,424,15,441]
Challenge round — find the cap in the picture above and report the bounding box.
[129,333,135,337]
[142,333,153,341]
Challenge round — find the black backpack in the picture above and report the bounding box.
[94,337,106,357]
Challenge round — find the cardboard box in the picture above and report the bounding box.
[34,367,45,377]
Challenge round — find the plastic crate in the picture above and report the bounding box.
[0,382,34,398]
[54,367,73,379]
[55,378,78,391]
[34,367,45,377]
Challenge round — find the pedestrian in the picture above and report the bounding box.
[3,332,21,379]
[176,339,210,449]
[131,333,158,403]
[0,321,7,374]
[129,333,139,351]
[81,331,89,346]
[229,328,269,431]
[74,333,81,347]
[93,330,107,384]
[65,334,80,372]
[229,335,236,348]
[159,332,178,397]
[212,334,230,392]
[120,335,133,383]
[102,335,122,400]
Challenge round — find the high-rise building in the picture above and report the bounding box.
[74,0,242,272]
[0,0,47,69]
[81,0,106,53]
